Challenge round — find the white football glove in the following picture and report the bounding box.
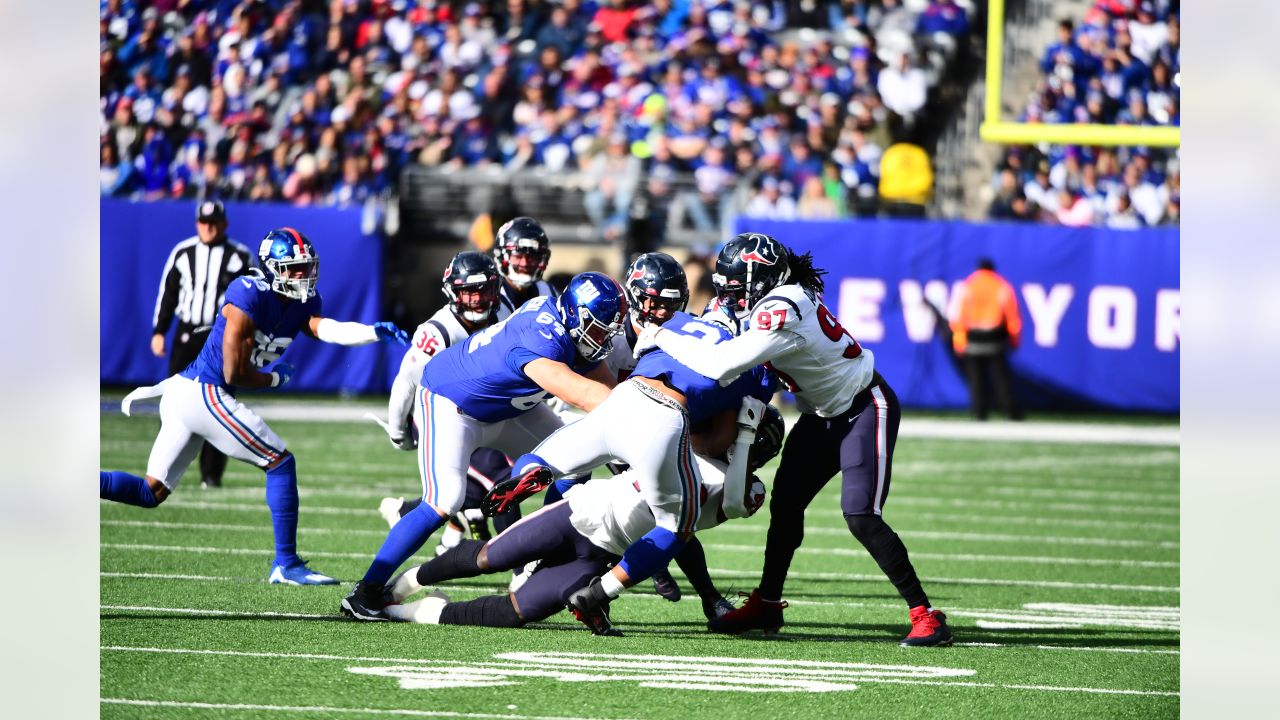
[632,323,664,358]
[736,396,767,432]
[365,413,417,451]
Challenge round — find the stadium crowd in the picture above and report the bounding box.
[100,0,974,228]
[988,0,1179,228]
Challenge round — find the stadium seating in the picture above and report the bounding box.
[100,0,979,240]
[988,0,1179,228]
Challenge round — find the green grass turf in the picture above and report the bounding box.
[100,407,1179,719]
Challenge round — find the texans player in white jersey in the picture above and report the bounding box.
[634,232,953,646]
[378,405,785,633]
[374,251,526,551]
[101,228,411,585]
[493,216,557,313]
[340,273,627,621]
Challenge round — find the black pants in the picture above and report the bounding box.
[757,374,924,607]
[962,351,1018,420]
[169,327,227,485]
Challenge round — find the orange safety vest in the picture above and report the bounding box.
[950,269,1022,354]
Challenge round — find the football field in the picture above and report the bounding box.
[100,402,1179,718]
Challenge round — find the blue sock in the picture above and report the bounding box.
[544,475,586,505]
[100,471,159,508]
[362,502,446,586]
[511,452,551,476]
[265,455,300,567]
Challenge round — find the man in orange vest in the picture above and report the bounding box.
[950,258,1024,420]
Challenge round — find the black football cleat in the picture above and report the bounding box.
[651,568,682,602]
[340,581,390,621]
[566,577,623,637]
[481,466,554,517]
[901,606,954,647]
[707,589,787,634]
[702,595,736,621]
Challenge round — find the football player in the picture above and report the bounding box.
[493,216,556,313]
[634,232,953,646]
[340,272,627,620]
[482,303,775,635]
[374,251,524,551]
[101,228,411,585]
[381,404,785,633]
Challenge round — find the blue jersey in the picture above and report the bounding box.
[633,312,775,426]
[422,295,595,422]
[180,274,321,388]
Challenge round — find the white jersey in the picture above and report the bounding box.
[387,305,511,435]
[654,284,874,417]
[601,322,639,383]
[565,455,760,556]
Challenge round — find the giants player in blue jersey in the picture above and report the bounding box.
[635,232,952,646]
[483,302,775,634]
[341,272,627,620]
[101,227,411,585]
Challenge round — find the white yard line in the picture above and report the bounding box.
[99,645,1177,697]
[103,518,1178,550]
[99,541,1177,577]
[701,543,1178,569]
[100,698,629,720]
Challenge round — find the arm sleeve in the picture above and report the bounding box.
[387,356,418,437]
[314,318,378,346]
[719,428,756,520]
[654,324,803,386]
[151,246,182,333]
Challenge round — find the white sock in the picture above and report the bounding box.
[390,566,425,603]
[599,571,626,599]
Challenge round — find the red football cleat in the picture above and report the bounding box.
[901,606,954,647]
[481,466,553,517]
[707,589,788,634]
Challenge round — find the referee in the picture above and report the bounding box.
[149,199,252,488]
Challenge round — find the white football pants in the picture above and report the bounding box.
[532,379,701,533]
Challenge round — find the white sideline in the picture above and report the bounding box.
[100,698,629,720]
[106,399,1177,446]
[99,646,1178,697]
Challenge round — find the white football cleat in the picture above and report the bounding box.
[385,590,451,624]
[378,497,404,528]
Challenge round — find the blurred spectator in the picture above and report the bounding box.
[1055,189,1096,227]
[797,177,839,219]
[877,51,927,126]
[1105,190,1146,229]
[744,176,797,220]
[100,141,136,197]
[584,133,642,241]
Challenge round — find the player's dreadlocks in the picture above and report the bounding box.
[786,248,827,296]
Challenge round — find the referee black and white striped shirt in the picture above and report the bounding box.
[152,215,252,337]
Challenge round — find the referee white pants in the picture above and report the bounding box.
[531,379,701,534]
[145,376,288,490]
[414,387,564,516]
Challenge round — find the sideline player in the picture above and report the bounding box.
[634,232,952,646]
[340,272,628,620]
[374,251,524,547]
[383,404,784,632]
[484,304,775,634]
[101,227,411,585]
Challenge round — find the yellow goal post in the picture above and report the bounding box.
[979,0,1180,147]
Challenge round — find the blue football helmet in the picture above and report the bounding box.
[257,227,319,301]
[557,271,627,362]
